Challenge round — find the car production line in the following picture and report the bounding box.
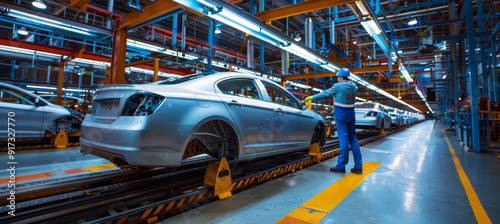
[1,120,499,223]
[162,120,500,224]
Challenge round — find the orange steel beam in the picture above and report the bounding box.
[153,58,159,82]
[121,0,203,29]
[350,65,399,74]
[282,72,336,81]
[254,0,357,23]
[125,58,157,67]
[57,59,65,105]
[110,17,127,84]
[70,0,92,11]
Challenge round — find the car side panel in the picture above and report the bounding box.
[0,102,44,138]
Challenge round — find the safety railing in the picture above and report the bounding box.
[3,0,112,29]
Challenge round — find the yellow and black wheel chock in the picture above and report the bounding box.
[308,142,322,160]
[204,157,233,200]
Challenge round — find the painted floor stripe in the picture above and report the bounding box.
[83,163,116,171]
[275,161,381,224]
[0,163,115,184]
[497,155,500,159]
[442,130,492,224]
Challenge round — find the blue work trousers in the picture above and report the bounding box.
[334,105,362,170]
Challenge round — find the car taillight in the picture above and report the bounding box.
[121,93,165,116]
[366,111,378,117]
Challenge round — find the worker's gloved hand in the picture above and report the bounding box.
[304,96,313,101]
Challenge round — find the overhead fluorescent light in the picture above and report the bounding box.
[360,19,382,35]
[17,27,29,35]
[408,18,418,26]
[294,34,301,41]
[355,1,370,16]
[9,9,93,36]
[32,0,47,9]
[215,26,221,34]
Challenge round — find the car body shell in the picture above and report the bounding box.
[388,108,405,126]
[80,72,326,167]
[0,82,78,139]
[354,102,391,129]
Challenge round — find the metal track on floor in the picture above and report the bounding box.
[85,124,418,224]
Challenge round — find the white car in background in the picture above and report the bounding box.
[354,102,391,130]
[0,82,83,139]
[387,108,404,127]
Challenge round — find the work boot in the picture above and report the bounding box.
[351,168,363,174]
[330,167,346,173]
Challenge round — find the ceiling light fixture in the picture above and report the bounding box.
[215,25,221,34]
[408,18,418,26]
[32,0,47,9]
[17,27,29,35]
[294,34,301,41]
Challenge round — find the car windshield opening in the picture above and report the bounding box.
[155,72,214,85]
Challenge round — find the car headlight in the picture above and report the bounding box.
[121,93,165,116]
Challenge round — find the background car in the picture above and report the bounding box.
[354,102,391,129]
[38,94,85,104]
[80,72,327,168]
[387,108,404,127]
[0,82,83,139]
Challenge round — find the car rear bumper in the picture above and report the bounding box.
[80,115,192,167]
[355,117,378,127]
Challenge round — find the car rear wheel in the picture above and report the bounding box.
[182,120,239,161]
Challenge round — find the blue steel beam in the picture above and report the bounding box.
[208,18,214,71]
[386,0,451,13]
[492,41,499,101]
[465,0,481,152]
[171,14,178,47]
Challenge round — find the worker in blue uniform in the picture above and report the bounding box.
[305,68,363,174]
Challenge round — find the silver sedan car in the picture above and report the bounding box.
[354,102,391,129]
[387,108,404,127]
[80,72,326,168]
[0,82,83,139]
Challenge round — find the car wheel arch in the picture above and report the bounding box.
[182,116,242,161]
[311,121,326,147]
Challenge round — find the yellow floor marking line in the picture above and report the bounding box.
[497,155,500,159]
[275,161,381,224]
[83,163,116,171]
[442,130,492,224]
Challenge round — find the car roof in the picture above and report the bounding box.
[0,82,52,105]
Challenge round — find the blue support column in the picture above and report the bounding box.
[492,41,499,101]
[477,0,488,97]
[181,13,187,51]
[260,40,265,71]
[171,14,178,47]
[465,0,481,152]
[208,18,214,71]
[91,71,94,86]
[259,0,264,72]
[461,39,468,99]
[11,60,15,79]
[453,41,460,136]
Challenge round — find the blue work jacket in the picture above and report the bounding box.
[312,80,357,108]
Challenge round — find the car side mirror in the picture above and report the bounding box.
[34,98,41,107]
[301,105,308,110]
